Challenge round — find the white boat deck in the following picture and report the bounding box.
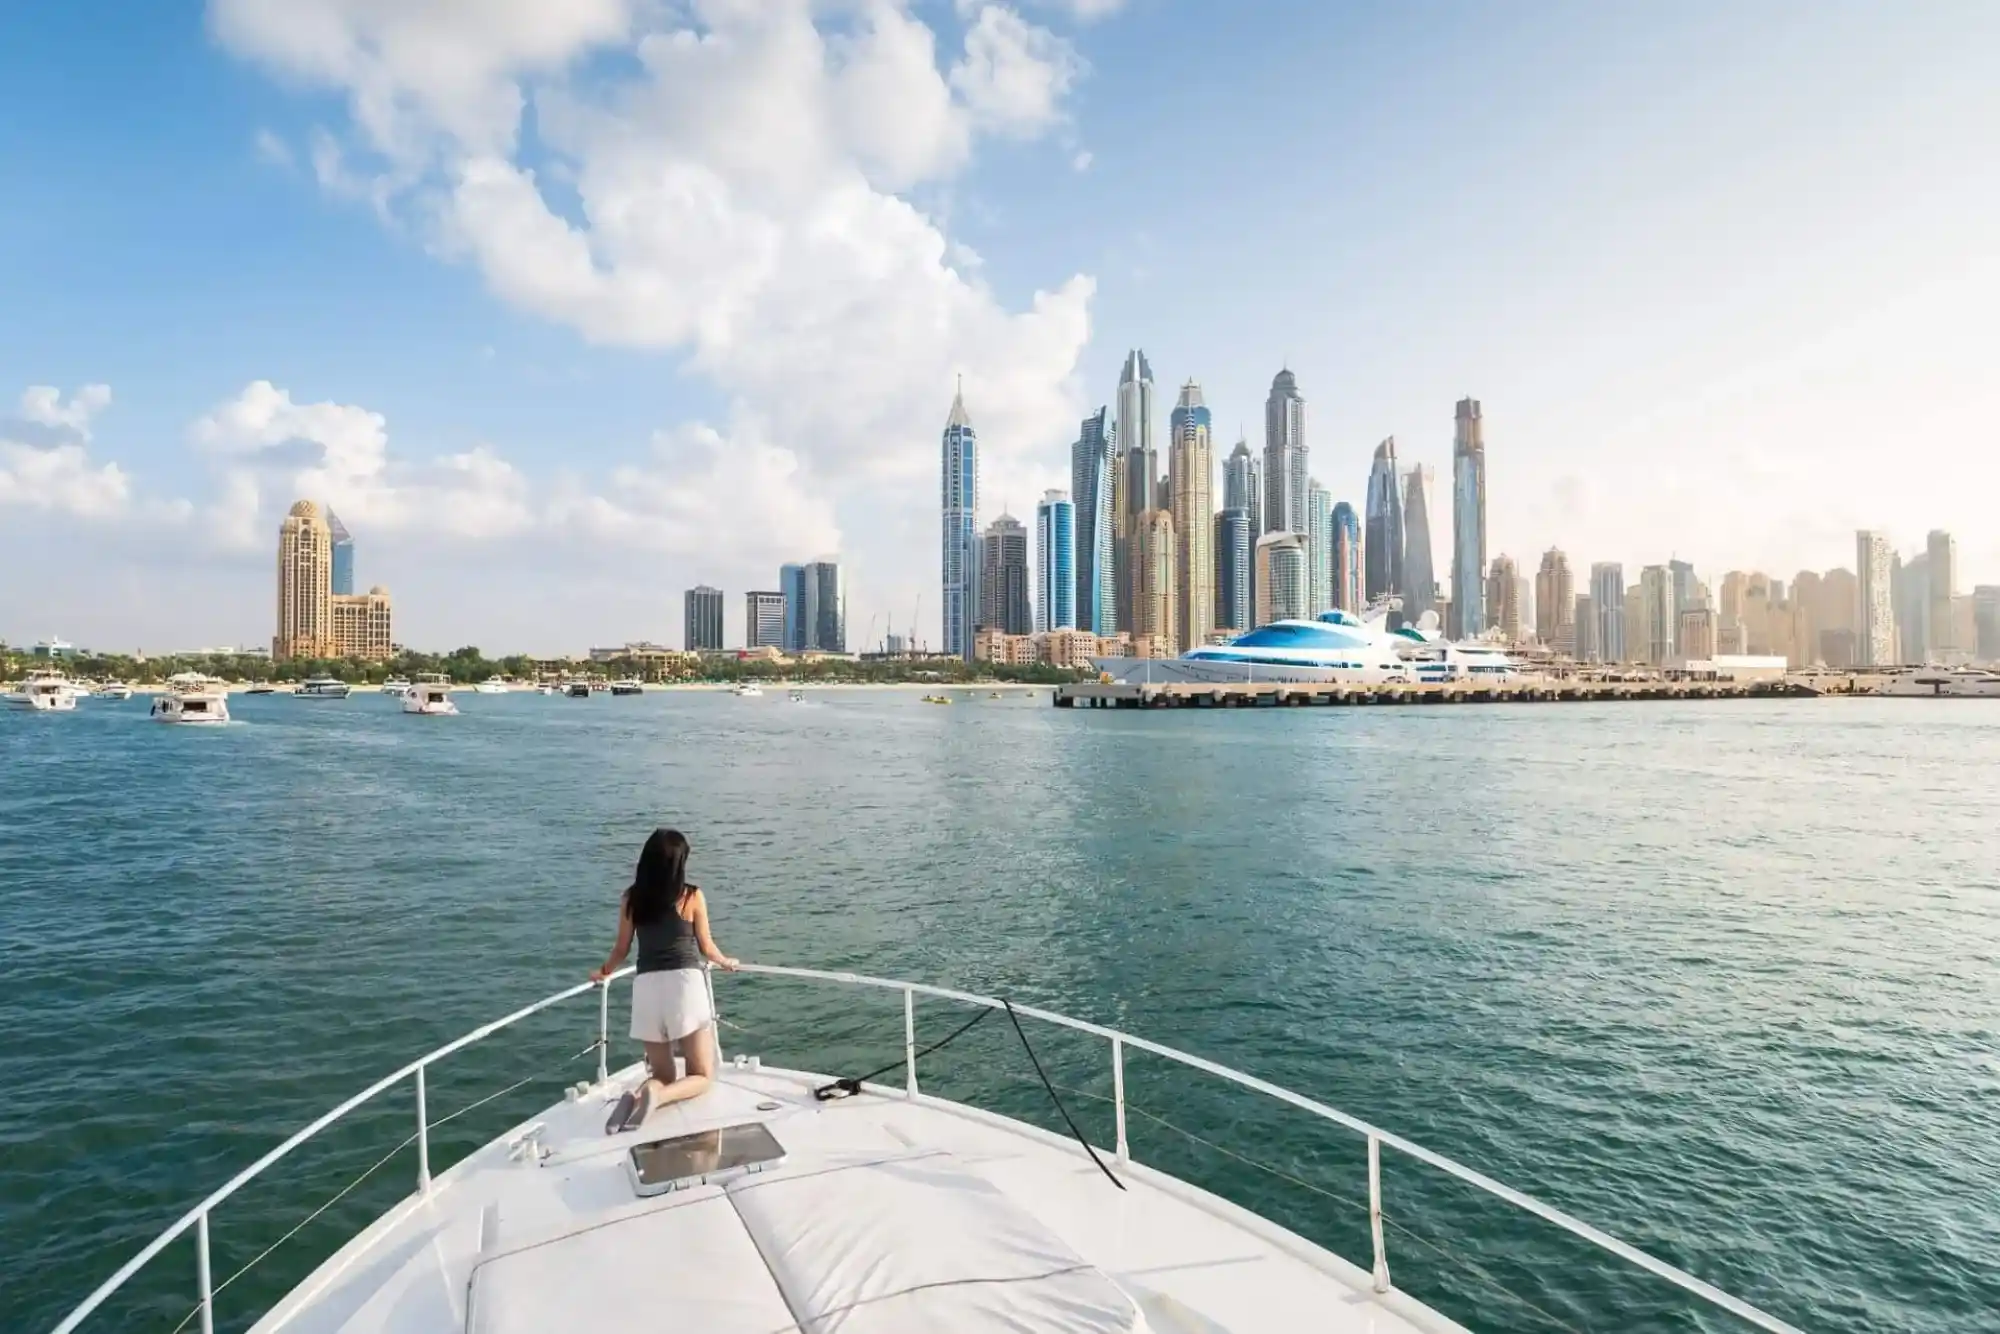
[254,1061,1465,1334]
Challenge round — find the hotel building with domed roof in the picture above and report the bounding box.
[275,499,393,662]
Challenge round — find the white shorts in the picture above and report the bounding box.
[629,968,713,1043]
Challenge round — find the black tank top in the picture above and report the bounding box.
[634,891,703,973]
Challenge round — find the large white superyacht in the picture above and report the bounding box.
[50,964,1801,1334]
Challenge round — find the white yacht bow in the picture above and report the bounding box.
[49,965,1803,1334]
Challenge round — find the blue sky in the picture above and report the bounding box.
[3,1,1996,653]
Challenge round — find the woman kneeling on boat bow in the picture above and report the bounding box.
[589,827,738,1133]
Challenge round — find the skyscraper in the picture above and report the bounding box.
[1573,594,1598,661]
[1639,564,1675,665]
[1590,562,1626,664]
[1896,551,1929,664]
[811,560,845,653]
[745,590,785,649]
[1213,508,1252,633]
[1070,408,1114,635]
[783,560,846,653]
[1168,381,1215,652]
[1927,530,1957,659]
[1486,556,1521,642]
[1036,490,1075,633]
[1132,509,1176,649]
[1331,501,1361,613]
[1306,480,1333,617]
[1535,548,1574,646]
[1223,438,1260,612]
[1363,438,1403,603]
[1449,398,1487,639]
[684,585,724,651]
[979,514,1031,635]
[1975,586,2000,662]
[1262,369,1307,534]
[274,499,334,662]
[940,384,979,660]
[1116,350,1155,633]
[1402,463,1435,621]
[327,508,354,597]
[1255,532,1309,626]
[1670,559,1698,632]
[781,563,808,652]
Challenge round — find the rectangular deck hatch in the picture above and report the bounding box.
[628,1122,785,1196]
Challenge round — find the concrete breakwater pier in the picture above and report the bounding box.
[1054,678,1824,708]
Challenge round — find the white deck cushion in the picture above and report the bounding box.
[466,1191,799,1334]
[725,1150,1143,1333]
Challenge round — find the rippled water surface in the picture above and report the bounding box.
[3,690,1997,1332]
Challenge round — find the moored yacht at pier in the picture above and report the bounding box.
[1877,665,2000,697]
[1094,610,1410,686]
[47,963,1804,1334]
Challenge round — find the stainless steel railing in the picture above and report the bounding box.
[51,962,1805,1334]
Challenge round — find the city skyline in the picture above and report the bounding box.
[5,5,1999,654]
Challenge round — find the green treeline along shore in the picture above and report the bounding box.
[0,644,1093,688]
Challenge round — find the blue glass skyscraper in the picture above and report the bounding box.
[1214,507,1252,633]
[1331,501,1361,612]
[1070,407,1113,635]
[941,384,979,659]
[1036,490,1075,632]
[328,508,354,596]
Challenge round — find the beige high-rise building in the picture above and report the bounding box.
[1486,555,1521,641]
[1623,586,1644,660]
[1679,606,1717,661]
[1132,509,1177,649]
[275,500,335,661]
[1928,530,1958,658]
[1534,548,1573,645]
[1818,567,1857,636]
[332,587,395,660]
[1639,564,1675,665]
[1167,381,1214,653]
[1790,570,1822,667]
[1856,531,1895,666]
[1255,531,1309,627]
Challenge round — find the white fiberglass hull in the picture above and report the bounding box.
[6,690,77,711]
[1091,656,1407,686]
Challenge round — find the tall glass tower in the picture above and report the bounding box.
[1306,480,1333,616]
[1331,501,1361,612]
[1450,398,1487,638]
[1364,438,1403,603]
[1402,464,1435,621]
[1590,562,1626,664]
[1036,491,1075,632]
[1262,369,1307,534]
[1214,508,1252,633]
[941,383,979,659]
[1223,439,1260,612]
[1115,351,1155,635]
[1070,407,1113,635]
[327,508,355,597]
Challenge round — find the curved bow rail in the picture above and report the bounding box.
[51,962,1805,1334]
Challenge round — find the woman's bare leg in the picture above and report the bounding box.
[648,1024,715,1107]
[627,1039,680,1126]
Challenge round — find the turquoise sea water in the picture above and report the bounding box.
[2,689,1997,1333]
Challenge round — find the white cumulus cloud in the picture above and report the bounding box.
[0,384,130,517]
[211,0,1100,645]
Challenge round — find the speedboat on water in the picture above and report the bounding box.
[610,679,645,696]
[734,682,764,697]
[475,676,509,694]
[47,963,1804,1334]
[381,678,413,695]
[4,670,80,711]
[402,682,459,715]
[1094,611,1410,686]
[295,676,351,699]
[95,681,134,700]
[151,675,230,725]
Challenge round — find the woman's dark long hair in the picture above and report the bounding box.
[626,828,690,925]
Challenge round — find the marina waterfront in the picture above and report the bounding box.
[3,691,1997,1332]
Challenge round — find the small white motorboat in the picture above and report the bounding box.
[734,682,764,697]
[609,679,644,696]
[296,676,352,699]
[5,670,79,712]
[151,675,231,725]
[95,681,134,700]
[402,682,459,715]
[536,683,558,696]
[475,676,509,694]
[381,678,413,695]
